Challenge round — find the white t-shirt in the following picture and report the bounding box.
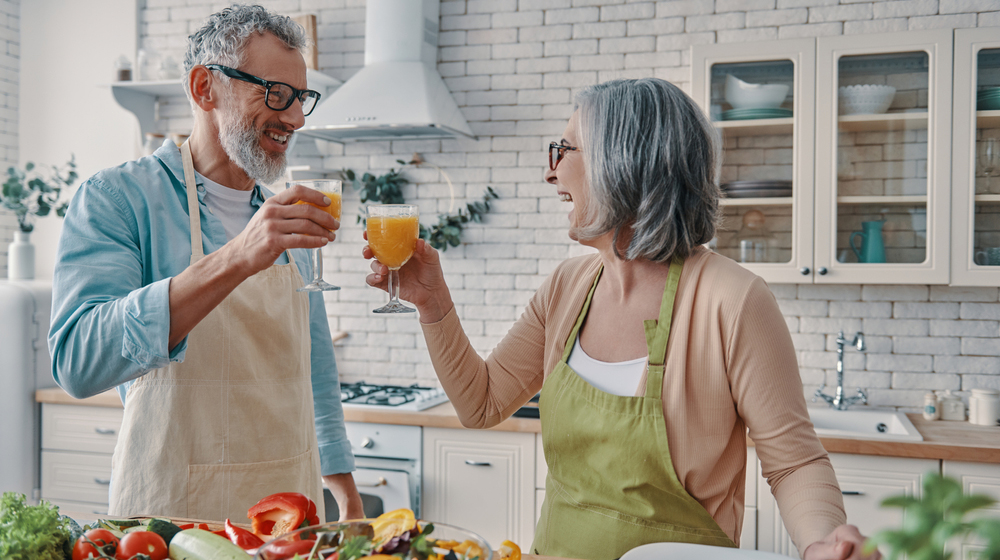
[566,335,646,397]
[198,172,288,265]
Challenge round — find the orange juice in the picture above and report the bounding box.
[367,215,420,269]
[296,192,342,222]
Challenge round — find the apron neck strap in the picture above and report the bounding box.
[561,267,603,363]
[181,141,204,263]
[642,256,684,399]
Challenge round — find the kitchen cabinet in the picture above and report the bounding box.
[422,427,536,551]
[39,403,123,516]
[952,28,1000,286]
[692,30,953,284]
[942,460,1000,560]
[756,453,938,558]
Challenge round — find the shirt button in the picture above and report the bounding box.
[197,185,205,192]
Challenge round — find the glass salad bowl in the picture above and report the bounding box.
[254,516,493,560]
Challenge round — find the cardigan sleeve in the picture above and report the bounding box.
[726,277,846,553]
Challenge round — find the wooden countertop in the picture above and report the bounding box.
[36,388,1000,463]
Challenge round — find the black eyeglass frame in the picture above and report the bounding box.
[204,64,321,116]
[548,142,579,171]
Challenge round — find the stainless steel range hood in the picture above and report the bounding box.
[298,0,475,143]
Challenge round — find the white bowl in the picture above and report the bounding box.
[838,84,896,115]
[724,74,789,110]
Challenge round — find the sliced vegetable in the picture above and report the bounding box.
[146,519,183,546]
[247,492,319,540]
[225,519,265,550]
[370,508,416,547]
[498,540,521,560]
[167,528,249,560]
[117,530,168,560]
[266,538,318,558]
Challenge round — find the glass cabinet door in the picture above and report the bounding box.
[815,30,952,284]
[953,28,1000,286]
[692,39,816,284]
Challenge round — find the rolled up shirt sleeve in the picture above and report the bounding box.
[49,174,186,399]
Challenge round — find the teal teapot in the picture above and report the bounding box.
[850,220,886,263]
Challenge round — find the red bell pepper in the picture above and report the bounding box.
[247,492,320,540]
[225,519,265,550]
[267,539,318,558]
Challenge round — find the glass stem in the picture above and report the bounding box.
[388,269,401,303]
[312,248,324,283]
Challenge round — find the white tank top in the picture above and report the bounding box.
[566,335,646,397]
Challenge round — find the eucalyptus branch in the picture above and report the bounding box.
[420,186,499,251]
[0,156,77,233]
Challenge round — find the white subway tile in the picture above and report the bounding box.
[574,21,628,39]
[601,3,656,20]
[545,7,600,25]
[807,3,874,23]
[829,301,892,317]
[862,318,930,336]
[655,0,715,17]
[960,303,1000,320]
[962,375,1000,391]
[873,0,939,18]
[939,0,1000,13]
[492,10,544,28]
[961,338,1000,357]
[468,0,518,13]
[894,336,961,355]
[930,286,999,302]
[892,373,962,391]
[686,12,747,32]
[867,353,933,372]
[778,21,843,38]
[934,356,1000,375]
[718,27,779,43]
[600,36,655,54]
[545,39,599,56]
[624,51,682,68]
[907,13,978,29]
[798,284,862,300]
[863,285,929,301]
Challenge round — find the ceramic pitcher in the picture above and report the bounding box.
[849,221,886,263]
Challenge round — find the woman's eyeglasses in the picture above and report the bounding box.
[205,64,321,116]
[549,142,579,171]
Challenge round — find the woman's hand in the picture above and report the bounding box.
[363,236,454,323]
[804,525,881,560]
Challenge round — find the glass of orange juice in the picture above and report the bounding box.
[366,204,419,313]
[291,179,342,292]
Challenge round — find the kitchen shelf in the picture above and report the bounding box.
[974,194,1000,204]
[976,109,1000,128]
[837,195,926,205]
[109,69,342,138]
[720,197,793,206]
[837,112,928,132]
[714,117,793,137]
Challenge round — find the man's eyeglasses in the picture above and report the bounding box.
[549,142,579,170]
[205,64,321,116]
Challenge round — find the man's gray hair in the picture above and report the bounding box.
[573,78,722,263]
[183,4,307,99]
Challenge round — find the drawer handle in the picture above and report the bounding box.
[842,490,865,496]
[94,477,111,485]
[465,460,491,467]
[95,428,117,435]
[357,477,388,488]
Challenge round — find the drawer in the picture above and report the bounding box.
[42,404,123,454]
[41,450,113,504]
[44,498,111,518]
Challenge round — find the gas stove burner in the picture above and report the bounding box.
[341,382,449,411]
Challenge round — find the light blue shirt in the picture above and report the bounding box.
[48,139,355,476]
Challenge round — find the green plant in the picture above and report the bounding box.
[0,157,77,233]
[864,472,1000,560]
[341,159,498,251]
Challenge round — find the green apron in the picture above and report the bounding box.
[532,257,736,560]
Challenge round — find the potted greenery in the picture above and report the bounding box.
[0,157,77,280]
[865,472,1000,560]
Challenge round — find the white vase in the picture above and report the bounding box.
[7,230,35,280]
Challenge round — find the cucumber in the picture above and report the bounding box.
[147,518,184,545]
[168,528,249,560]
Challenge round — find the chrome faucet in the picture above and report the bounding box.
[814,331,868,410]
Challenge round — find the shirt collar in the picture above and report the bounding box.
[153,138,268,207]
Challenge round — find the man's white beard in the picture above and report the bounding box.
[218,108,287,185]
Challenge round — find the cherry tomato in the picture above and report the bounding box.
[72,528,119,560]
[116,531,168,560]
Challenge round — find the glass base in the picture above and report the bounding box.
[298,280,341,292]
[372,300,416,314]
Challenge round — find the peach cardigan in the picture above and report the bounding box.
[421,246,846,553]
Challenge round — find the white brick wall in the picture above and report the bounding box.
[126,0,1000,410]
[0,0,18,277]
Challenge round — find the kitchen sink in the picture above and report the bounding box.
[808,407,924,442]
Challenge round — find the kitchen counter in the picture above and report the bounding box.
[35,388,1000,463]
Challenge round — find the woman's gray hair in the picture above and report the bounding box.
[573,78,721,263]
[183,4,307,101]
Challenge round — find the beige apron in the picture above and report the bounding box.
[108,141,325,522]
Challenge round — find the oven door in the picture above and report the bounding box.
[324,466,412,521]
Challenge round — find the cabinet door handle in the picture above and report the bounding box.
[465,460,491,467]
[94,428,116,435]
[818,267,829,275]
[94,478,111,485]
[356,477,388,488]
[799,267,810,275]
[842,490,865,496]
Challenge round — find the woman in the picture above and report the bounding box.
[364,78,875,560]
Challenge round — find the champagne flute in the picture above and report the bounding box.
[366,204,419,314]
[979,137,999,191]
[292,179,342,292]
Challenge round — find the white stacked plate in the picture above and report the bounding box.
[721,180,793,198]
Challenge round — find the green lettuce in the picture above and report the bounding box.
[0,492,72,560]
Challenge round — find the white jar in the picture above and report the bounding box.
[938,390,966,422]
[922,392,939,421]
[969,389,1000,427]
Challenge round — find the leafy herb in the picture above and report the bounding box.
[410,523,436,560]
[864,472,1000,560]
[0,157,77,233]
[340,534,375,560]
[0,492,73,560]
[420,187,499,251]
[342,162,409,224]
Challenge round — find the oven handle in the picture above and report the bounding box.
[356,477,388,488]
[465,460,492,467]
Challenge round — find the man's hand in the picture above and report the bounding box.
[228,184,339,276]
[323,473,365,521]
[804,525,881,560]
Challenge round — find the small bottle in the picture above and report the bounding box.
[922,392,939,421]
[115,55,132,81]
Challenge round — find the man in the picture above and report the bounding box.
[48,5,364,522]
